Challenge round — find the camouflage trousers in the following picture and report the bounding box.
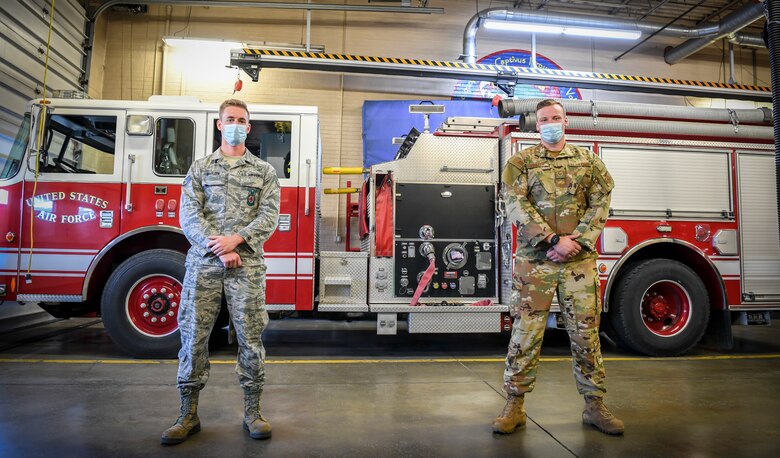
[503,256,606,397]
[177,263,269,394]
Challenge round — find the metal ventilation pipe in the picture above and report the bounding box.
[91,0,444,18]
[462,6,763,64]
[664,2,765,64]
[728,31,767,48]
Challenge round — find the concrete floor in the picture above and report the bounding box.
[1,316,779,457]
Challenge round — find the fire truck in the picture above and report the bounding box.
[0,95,777,358]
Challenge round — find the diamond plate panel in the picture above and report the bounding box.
[318,303,369,312]
[267,304,296,311]
[407,312,502,333]
[368,257,396,303]
[370,304,508,313]
[373,134,498,185]
[499,134,514,305]
[319,251,368,304]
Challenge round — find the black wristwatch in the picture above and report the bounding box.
[549,234,561,246]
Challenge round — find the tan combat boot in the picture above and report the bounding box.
[582,395,624,435]
[243,390,272,440]
[161,389,201,445]
[492,394,527,434]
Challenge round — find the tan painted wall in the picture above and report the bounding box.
[90,1,771,250]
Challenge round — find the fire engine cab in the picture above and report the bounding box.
[0,95,778,358]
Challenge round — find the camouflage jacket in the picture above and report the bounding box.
[502,142,614,260]
[180,148,281,266]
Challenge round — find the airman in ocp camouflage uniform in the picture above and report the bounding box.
[161,99,280,445]
[493,99,624,436]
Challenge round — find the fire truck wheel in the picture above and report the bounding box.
[610,258,709,357]
[101,249,186,359]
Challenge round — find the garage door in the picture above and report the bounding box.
[0,0,86,149]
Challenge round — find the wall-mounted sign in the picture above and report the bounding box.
[453,49,582,100]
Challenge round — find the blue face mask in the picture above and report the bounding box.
[222,123,248,146]
[539,122,564,144]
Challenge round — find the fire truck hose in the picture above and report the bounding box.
[410,258,436,306]
[469,299,494,306]
[375,175,394,257]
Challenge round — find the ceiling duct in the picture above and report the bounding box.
[665,2,765,64]
[462,5,764,64]
[727,31,766,48]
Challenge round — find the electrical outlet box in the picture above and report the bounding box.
[377,313,397,335]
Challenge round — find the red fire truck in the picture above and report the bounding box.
[0,95,777,358]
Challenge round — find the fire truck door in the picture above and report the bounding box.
[18,109,125,298]
[121,111,207,234]
[207,113,301,307]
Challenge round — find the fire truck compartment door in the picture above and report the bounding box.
[738,152,780,300]
[19,109,126,296]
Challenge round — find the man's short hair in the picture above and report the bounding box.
[219,99,250,120]
[536,99,566,116]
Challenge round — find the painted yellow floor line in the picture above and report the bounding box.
[1,354,780,365]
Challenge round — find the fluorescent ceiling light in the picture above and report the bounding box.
[163,37,326,53]
[482,19,640,40]
[563,26,641,40]
[484,20,561,34]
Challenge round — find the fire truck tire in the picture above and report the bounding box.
[610,258,709,357]
[101,249,186,359]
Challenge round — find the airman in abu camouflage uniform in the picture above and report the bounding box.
[493,99,624,436]
[162,99,280,445]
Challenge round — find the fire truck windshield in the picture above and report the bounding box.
[0,113,30,180]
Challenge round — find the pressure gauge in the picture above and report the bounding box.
[443,243,468,270]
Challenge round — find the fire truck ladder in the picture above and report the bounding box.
[230,48,772,102]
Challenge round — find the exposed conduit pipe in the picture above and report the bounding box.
[462,6,763,64]
[664,2,764,64]
[91,0,443,18]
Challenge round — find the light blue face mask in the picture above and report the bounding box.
[222,123,248,146]
[539,122,564,144]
